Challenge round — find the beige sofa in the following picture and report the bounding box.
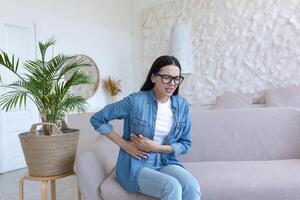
[75,107,300,200]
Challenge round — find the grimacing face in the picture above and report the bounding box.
[151,65,181,98]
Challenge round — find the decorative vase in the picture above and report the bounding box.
[111,95,117,103]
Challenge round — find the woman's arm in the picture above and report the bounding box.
[90,95,133,136]
[169,102,192,156]
[131,134,173,154]
[106,132,149,160]
[155,144,173,154]
[90,94,149,159]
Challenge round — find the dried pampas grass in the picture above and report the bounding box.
[103,76,121,96]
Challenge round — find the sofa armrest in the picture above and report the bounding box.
[75,135,119,200]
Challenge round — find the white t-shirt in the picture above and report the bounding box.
[153,98,173,145]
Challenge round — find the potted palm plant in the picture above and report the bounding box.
[0,37,91,176]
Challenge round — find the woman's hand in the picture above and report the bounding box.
[122,140,149,160]
[131,133,158,152]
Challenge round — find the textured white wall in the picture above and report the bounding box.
[131,0,177,91]
[141,0,300,104]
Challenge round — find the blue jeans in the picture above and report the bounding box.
[137,153,201,200]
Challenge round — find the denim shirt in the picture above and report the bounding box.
[90,89,192,192]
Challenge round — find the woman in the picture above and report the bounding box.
[90,55,201,200]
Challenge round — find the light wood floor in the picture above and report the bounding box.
[0,168,78,200]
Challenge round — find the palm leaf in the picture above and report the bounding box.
[60,95,87,113]
[0,90,29,111]
[0,80,41,110]
[39,37,55,63]
[0,50,22,80]
[56,56,91,81]
[64,70,90,88]
[46,54,72,79]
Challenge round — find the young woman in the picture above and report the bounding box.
[90,55,201,200]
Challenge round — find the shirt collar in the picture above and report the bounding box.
[146,89,177,110]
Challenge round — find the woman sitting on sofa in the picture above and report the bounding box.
[90,55,201,200]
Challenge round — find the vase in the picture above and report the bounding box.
[111,95,117,103]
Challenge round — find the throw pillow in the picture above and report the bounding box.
[214,92,253,109]
[264,86,300,107]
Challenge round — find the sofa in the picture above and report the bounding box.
[75,106,300,200]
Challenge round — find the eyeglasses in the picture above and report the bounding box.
[153,72,184,85]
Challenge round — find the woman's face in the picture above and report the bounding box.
[151,65,181,98]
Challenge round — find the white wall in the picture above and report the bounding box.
[0,0,133,112]
[141,0,300,104]
[130,0,177,90]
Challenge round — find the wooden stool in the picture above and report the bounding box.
[19,171,81,200]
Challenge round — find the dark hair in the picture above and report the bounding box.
[141,55,181,95]
[140,55,181,95]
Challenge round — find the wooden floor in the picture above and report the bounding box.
[0,168,79,200]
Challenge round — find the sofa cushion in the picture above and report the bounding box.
[264,86,300,107]
[100,169,158,200]
[184,159,300,200]
[215,92,253,109]
[100,159,300,200]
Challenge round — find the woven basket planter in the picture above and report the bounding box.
[19,122,79,177]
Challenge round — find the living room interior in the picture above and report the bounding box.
[1,0,300,199]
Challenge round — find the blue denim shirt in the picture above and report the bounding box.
[90,89,192,192]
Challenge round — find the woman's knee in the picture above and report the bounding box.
[182,176,201,199]
[162,177,182,198]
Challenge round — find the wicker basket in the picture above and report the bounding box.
[19,122,79,177]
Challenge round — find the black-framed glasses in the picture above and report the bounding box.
[153,72,184,85]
